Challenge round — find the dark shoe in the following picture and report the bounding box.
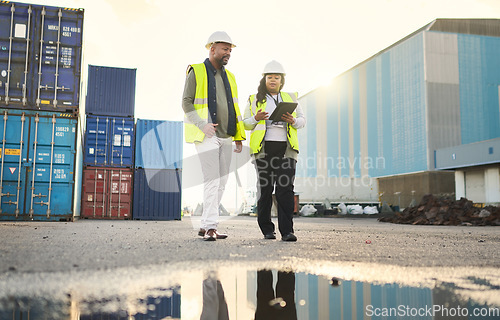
[281,233,297,242]
[203,229,216,241]
[198,228,206,237]
[264,233,276,239]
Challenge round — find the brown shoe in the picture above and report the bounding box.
[199,228,227,239]
[203,229,216,241]
[214,230,228,239]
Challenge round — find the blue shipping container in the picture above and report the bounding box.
[135,119,183,169]
[0,2,84,113]
[86,65,136,117]
[0,109,77,221]
[83,115,135,167]
[133,168,181,220]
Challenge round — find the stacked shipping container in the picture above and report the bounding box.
[133,119,183,220]
[0,2,84,221]
[81,65,136,219]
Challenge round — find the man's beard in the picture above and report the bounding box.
[219,55,230,66]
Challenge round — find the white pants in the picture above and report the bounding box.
[195,136,233,230]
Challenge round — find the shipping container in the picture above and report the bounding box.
[86,65,136,117]
[83,115,135,167]
[0,108,77,221]
[133,168,181,220]
[135,119,182,169]
[0,1,84,114]
[81,166,133,219]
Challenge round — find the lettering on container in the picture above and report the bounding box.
[0,148,21,157]
[56,126,69,137]
[57,126,70,132]
[53,169,66,180]
[111,182,128,194]
[61,26,81,38]
[54,153,65,164]
[60,47,73,67]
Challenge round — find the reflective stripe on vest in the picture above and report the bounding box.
[249,92,299,154]
[184,63,246,143]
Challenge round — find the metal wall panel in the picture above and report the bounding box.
[351,69,361,178]
[390,33,427,175]
[133,168,182,220]
[0,109,77,221]
[430,19,500,37]
[135,119,183,169]
[326,84,339,177]
[458,34,500,144]
[315,88,328,179]
[0,2,84,113]
[426,82,461,169]
[465,169,486,203]
[83,115,135,167]
[424,32,459,84]
[85,65,136,117]
[339,73,350,177]
[435,137,500,169]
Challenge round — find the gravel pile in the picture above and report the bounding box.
[378,194,500,226]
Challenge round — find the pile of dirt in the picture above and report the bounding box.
[378,194,500,226]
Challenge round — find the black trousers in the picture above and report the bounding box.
[255,270,297,320]
[255,141,296,237]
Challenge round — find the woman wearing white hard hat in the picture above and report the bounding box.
[243,60,306,242]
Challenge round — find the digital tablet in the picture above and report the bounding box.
[269,102,298,122]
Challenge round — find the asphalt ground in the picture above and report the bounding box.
[0,215,498,274]
[1,215,500,316]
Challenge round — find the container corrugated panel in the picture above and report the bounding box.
[0,108,77,221]
[135,119,183,169]
[83,115,135,167]
[86,65,136,117]
[79,289,181,319]
[133,168,181,220]
[0,2,84,114]
[81,166,133,219]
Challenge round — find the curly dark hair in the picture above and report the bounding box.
[256,74,285,106]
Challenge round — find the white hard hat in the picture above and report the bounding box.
[262,60,286,76]
[205,31,236,49]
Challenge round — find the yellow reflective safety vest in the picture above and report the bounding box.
[248,92,299,154]
[184,63,246,143]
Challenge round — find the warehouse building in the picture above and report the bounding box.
[296,19,500,207]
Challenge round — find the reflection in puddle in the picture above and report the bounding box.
[1,265,499,319]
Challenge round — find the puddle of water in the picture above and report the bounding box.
[0,262,499,319]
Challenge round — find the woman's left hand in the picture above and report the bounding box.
[281,112,295,124]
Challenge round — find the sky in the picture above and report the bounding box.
[28,0,500,209]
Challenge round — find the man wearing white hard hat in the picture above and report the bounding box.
[182,31,246,241]
[243,60,306,242]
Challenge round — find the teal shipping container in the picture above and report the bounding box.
[0,109,78,221]
[135,119,182,169]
